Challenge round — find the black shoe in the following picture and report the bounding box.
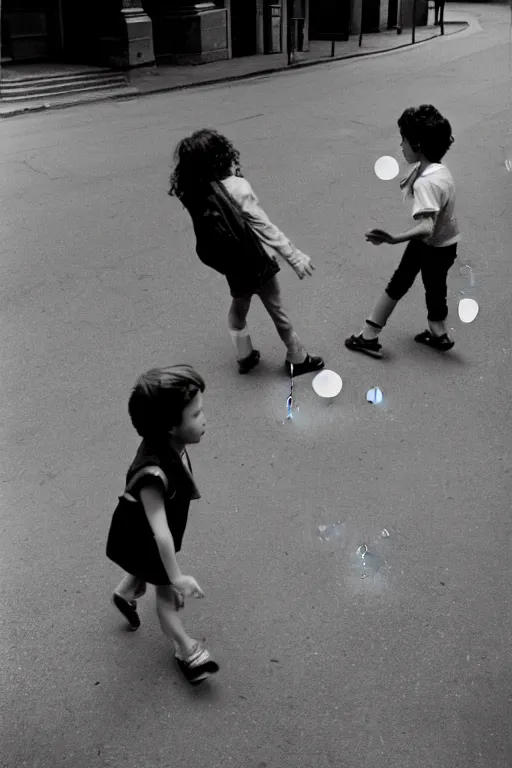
[238,349,260,374]
[175,643,220,685]
[344,334,383,359]
[113,593,140,630]
[285,354,325,377]
[414,330,454,351]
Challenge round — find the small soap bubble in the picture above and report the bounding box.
[459,263,475,286]
[374,155,400,181]
[312,370,343,399]
[458,298,479,323]
[350,544,387,581]
[503,143,512,172]
[381,528,390,538]
[366,387,383,404]
[360,550,386,577]
[317,520,345,542]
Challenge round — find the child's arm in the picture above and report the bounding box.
[368,175,439,245]
[140,483,203,598]
[366,215,434,245]
[226,177,314,278]
[393,215,435,243]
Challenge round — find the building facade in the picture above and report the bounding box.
[0,0,308,68]
[0,0,426,71]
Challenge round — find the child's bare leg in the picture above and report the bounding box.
[428,319,449,337]
[257,277,308,363]
[361,291,399,340]
[115,573,146,601]
[155,585,198,659]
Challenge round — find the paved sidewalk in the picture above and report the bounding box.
[0,11,471,119]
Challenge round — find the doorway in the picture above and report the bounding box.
[1,0,62,61]
[230,0,258,57]
[309,0,349,41]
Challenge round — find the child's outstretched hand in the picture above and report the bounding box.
[366,228,396,245]
[288,249,315,279]
[172,574,204,600]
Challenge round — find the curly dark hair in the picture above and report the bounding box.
[128,364,205,438]
[398,104,454,162]
[168,128,242,200]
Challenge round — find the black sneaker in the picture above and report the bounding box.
[113,593,140,630]
[238,349,260,374]
[285,354,325,377]
[344,334,383,359]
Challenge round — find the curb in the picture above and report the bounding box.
[0,21,469,119]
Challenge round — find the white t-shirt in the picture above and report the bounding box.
[400,163,460,247]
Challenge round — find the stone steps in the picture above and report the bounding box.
[0,70,129,102]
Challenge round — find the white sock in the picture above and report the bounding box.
[360,323,381,341]
[229,327,253,360]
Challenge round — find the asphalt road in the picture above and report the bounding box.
[1,4,511,767]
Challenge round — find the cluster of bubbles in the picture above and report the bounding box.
[293,151,484,574]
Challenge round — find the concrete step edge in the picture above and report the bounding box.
[1,81,131,102]
[0,69,123,84]
[1,74,127,90]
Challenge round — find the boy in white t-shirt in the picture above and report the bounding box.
[345,105,460,358]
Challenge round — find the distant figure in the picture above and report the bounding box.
[434,0,445,27]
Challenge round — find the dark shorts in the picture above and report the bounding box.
[385,239,458,322]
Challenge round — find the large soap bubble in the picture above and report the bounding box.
[312,370,343,398]
[374,156,400,181]
[458,298,479,323]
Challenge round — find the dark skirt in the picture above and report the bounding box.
[106,496,184,586]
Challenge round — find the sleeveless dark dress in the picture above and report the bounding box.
[106,439,200,585]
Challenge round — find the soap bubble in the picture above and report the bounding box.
[366,386,383,404]
[312,370,343,399]
[355,543,386,579]
[374,156,400,181]
[458,298,479,323]
[317,521,345,543]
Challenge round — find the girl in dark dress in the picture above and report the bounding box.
[106,364,219,684]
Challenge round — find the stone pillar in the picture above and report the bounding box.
[281,0,288,53]
[119,1,155,67]
[148,2,229,65]
[101,1,155,69]
[303,0,310,52]
[225,0,232,56]
[256,0,264,54]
